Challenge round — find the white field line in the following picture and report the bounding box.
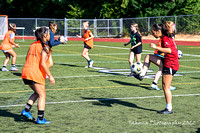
[0,93,200,108]
[12,59,200,67]
[1,44,199,57]
[3,58,200,67]
[0,75,111,81]
[0,71,200,81]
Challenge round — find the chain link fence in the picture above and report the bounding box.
[8,14,200,38]
[123,14,200,36]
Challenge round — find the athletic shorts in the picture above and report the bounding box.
[130,45,142,54]
[84,43,91,49]
[162,66,177,76]
[1,50,11,53]
[23,79,37,85]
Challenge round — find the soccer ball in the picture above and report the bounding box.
[60,36,68,43]
[131,62,143,74]
[177,50,183,59]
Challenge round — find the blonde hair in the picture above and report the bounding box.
[131,23,142,37]
[165,21,175,34]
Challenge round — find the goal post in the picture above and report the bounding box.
[0,15,8,40]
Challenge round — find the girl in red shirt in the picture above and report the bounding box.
[134,23,179,114]
[140,21,176,91]
[151,23,179,114]
[76,21,94,68]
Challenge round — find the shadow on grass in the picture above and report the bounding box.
[109,80,151,90]
[191,77,200,80]
[54,63,83,67]
[82,97,157,112]
[0,109,32,123]
[12,72,22,77]
[197,128,200,133]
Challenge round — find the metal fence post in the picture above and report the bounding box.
[35,18,37,29]
[80,19,82,36]
[120,18,123,37]
[108,19,109,37]
[94,18,97,37]
[175,16,177,33]
[148,17,150,32]
[64,18,67,37]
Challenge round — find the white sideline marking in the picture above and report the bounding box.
[0,75,111,81]
[0,93,200,108]
[0,70,200,81]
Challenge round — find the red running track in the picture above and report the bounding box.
[15,37,200,46]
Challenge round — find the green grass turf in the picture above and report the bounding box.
[0,39,200,132]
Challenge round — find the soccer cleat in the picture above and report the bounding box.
[37,118,51,124]
[11,67,19,71]
[157,108,173,114]
[1,67,9,71]
[151,84,160,90]
[21,109,35,120]
[89,61,94,68]
[170,86,176,90]
[127,72,135,77]
[133,74,144,81]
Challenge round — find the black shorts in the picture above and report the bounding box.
[23,79,37,85]
[162,66,177,76]
[130,44,142,54]
[84,43,91,49]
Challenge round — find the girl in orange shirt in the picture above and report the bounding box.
[21,27,55,124]
[0,23,20,71]
[76,21,94,68]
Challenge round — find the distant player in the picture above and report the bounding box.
[21,27,55,124]
[124,23,142,76]
[47,21,65,48]
[0,23,20,71]
[135,23,179,114]
[76,21,94,68]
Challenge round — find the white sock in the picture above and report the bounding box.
[166,103,172,111]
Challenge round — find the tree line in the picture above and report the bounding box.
[0,0,199,19]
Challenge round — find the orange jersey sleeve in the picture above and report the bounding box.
[154,38,165,56]
[83,29,94,48]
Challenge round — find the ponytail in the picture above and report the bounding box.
[35,27,48,47]
[35,27,50,54]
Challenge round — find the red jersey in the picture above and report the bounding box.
[161,36,179,71]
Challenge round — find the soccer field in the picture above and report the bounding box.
[0,39,200,132]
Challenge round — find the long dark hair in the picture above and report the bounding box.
[35,26,49,47]
[152,23,172,38]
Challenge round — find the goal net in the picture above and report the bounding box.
[0,15,8,40]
